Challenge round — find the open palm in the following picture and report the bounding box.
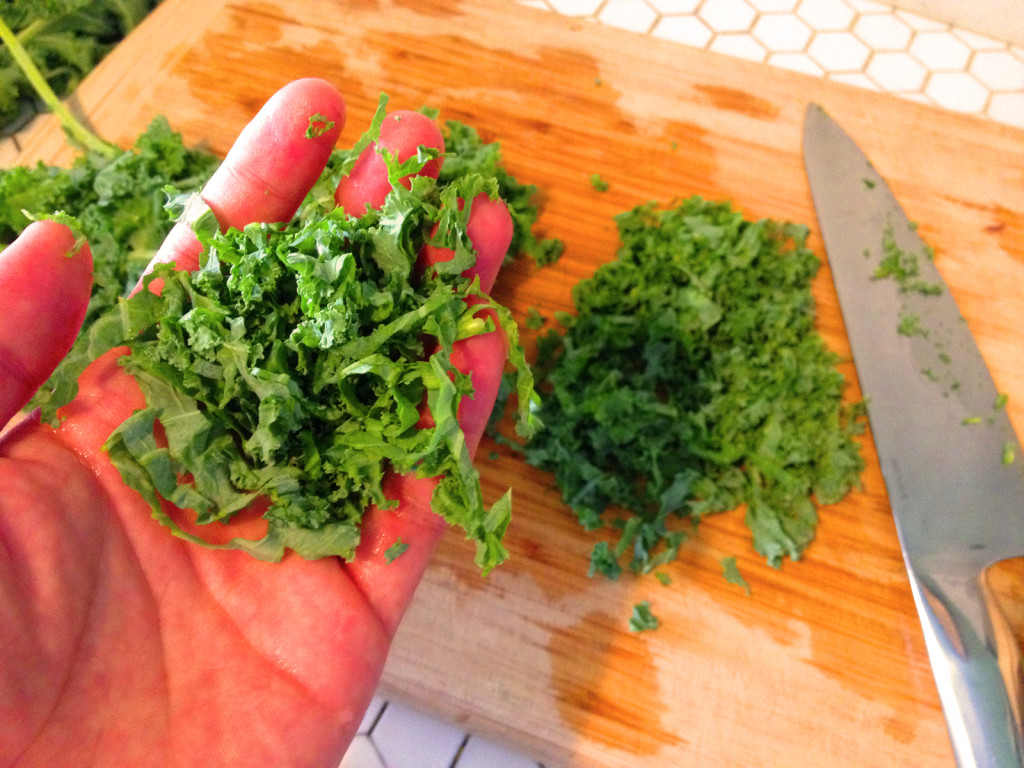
[0,79,508,768]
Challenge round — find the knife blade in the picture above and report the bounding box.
[802,103,1024,768]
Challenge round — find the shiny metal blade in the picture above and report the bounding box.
[803,103,1024,768]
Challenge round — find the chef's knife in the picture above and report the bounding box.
[802,103,1024,768]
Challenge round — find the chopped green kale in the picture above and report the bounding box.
[304,112,335,139]
[436,118,563,267]
[525,307,545,330]
[873,220,942,296]
[42,135,536,572]
[1002,442,1016,466]
[2,117,220,415]
[523,197,865,575]
[385,537,409,563]
[721,556,751,595]
[0,1,162,131]
[897,311,927,338]
[628,600,659,632]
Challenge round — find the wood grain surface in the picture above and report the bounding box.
[6,0,1024,765]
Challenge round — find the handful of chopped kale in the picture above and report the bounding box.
[523,197,865,578]
[39,109,536,573]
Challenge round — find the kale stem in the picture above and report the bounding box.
[15,19,45,47]
[0,15,118,159]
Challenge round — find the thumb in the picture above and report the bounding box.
[0,221,93,428]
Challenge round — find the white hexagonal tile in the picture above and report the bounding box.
[910,30,972,70]
[807,30,871,71]
[853,13,912,51]
[709,32,768,62]
[767,51,825,76]
[546,0,605,16]
[988,92,1024,129]
[970,49,1024,90]
[846,0,890,10]
[339,736,385,768]
[370,701,466,768]
[898,91,932,107]
[796,0,856,32]
[647,0,702,13]
[457,734,540,768]
[829,71,880,90]
[954,27,1009,52]
[357,696,387,734]
[698,0,757,33]
[747,0,799,10]
[866,51,928,91]
[598,0,660,32]
[753,14,813,52]
[894,9,946,32]
[652,15,714,47]
[924,71,990,112]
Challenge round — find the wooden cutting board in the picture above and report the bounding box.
[7,1,1024,765]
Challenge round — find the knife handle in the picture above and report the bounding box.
[909,564,1024,768]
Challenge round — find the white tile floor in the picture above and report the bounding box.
[341,696,544,768]
[341,1,1023,765]
[518,0,1024,128]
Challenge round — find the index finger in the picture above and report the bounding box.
[144,78,346,280]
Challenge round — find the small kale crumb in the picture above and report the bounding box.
[588,541,622,580]
[629,600,659,632]
[873,220,942,296]
[654,571,671,586]
[995,393,1010,410]
[863,178,876,190]
[305,113,336,138]
[525,307,545,330]
[963,416,982,425]
[721,556,751,595]
[590,173,610,192]
[897,312,927,338]
[385,538,410,563]
[1002,442,1016,466]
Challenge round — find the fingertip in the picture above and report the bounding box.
[20,219,93,271]
[334,109,445,215]
[464,194,513,292]
[204,78,347,232]
[418,194,513,292]
[142,79,347,283]
[0,220,93,425]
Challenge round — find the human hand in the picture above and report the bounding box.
[0,78,510,768]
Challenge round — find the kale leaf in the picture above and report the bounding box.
[0,0,161,131]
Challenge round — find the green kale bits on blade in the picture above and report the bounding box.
[524,197,865,577]
[42,126,536,574]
